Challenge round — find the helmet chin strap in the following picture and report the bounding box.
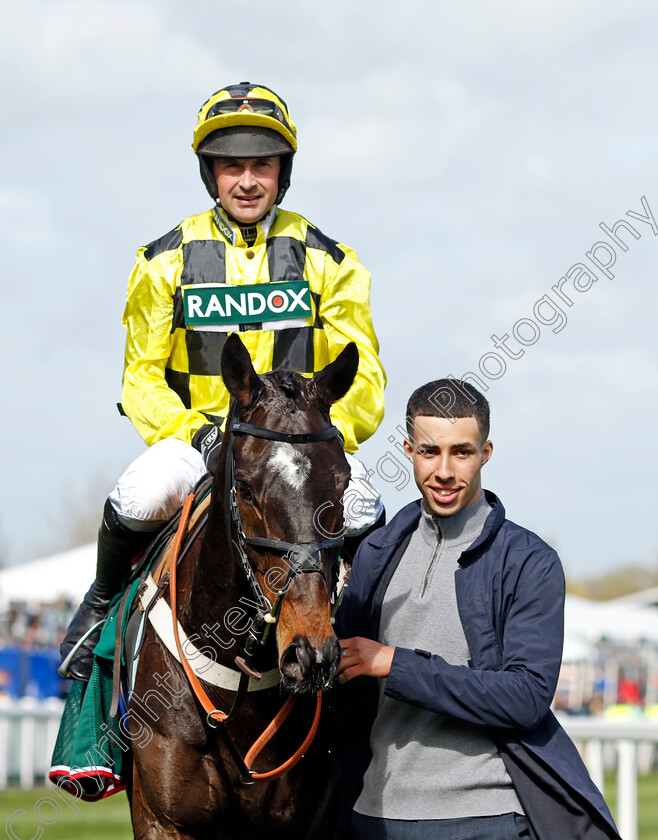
[275,152,293,204]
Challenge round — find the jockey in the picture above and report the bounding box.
[60,82,386,681]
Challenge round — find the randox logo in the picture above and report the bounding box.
[183,281,312,327]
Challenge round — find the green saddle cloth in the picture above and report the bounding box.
[49,576,142,800]
[49,477,213,801]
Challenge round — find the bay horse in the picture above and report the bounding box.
[127,333,357,839]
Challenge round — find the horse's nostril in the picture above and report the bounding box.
[280,635,341,692]
[280,637,311,677]
[324,637,341,673]
[295,639,312,669]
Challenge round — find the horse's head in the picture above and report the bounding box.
[220,334,358,694]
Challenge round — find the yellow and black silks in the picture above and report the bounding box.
[121,206,386,453]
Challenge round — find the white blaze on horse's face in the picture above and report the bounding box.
[267,442,311,493]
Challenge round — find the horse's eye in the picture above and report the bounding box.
[236,480,255,504]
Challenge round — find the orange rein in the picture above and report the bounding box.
[168,493,322,781]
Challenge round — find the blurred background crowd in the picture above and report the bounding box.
[2,544,657,717]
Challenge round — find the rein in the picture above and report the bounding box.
[168,410,344,783]
[169,493,322,783]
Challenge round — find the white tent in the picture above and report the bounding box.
[563,594,658,659]
[0,544,96,607]
[612,586,658,608]
[2,548,657,656]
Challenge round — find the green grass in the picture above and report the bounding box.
[1,774,658,839]
[604,771,658,840]
[1,786,132,839]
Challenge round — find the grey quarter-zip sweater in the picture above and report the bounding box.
[354,492,524,821]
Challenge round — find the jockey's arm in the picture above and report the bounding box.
[120,251,209,446]
[121,239,386,452]
[121,249,208,446]
[320,244,386,453]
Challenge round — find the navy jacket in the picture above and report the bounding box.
[335,492,620,840]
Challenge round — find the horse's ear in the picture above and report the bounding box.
[221,334,262,406]
[312,342,359,406]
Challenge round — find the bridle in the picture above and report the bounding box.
[223,403,345,655]
[166,401,347,783]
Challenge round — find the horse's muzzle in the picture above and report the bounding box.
[279,634,341,693]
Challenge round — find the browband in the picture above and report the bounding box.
[229,421,341,444]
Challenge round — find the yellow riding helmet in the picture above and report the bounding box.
[193,82,297,205]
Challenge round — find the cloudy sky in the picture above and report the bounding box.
[1,0,657,580]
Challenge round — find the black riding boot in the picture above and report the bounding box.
[59,499,152,681]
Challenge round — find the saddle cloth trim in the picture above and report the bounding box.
[140,575,281,692]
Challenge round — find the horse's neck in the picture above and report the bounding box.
[186,489,252,655]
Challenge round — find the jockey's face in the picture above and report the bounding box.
[212,156,280,224]
[404,416,492,518]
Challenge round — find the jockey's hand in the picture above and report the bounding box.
[337,637,395,683]
[192,424,223,475]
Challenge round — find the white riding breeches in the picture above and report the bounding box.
[108,439,208,532]
[108,440,383,537]
[342,452,384,536]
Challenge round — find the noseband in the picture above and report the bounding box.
[224,406,345,637]
[165,404,346,784]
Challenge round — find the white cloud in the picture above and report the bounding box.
[542,348,658,396]
[1,0,657,576]
[299,0,658,67]
[0,186,61,246]
[524,155,554,182]
[0,0,224,98]
[297,69,494,184]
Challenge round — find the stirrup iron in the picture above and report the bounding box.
[58,619,106,677]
